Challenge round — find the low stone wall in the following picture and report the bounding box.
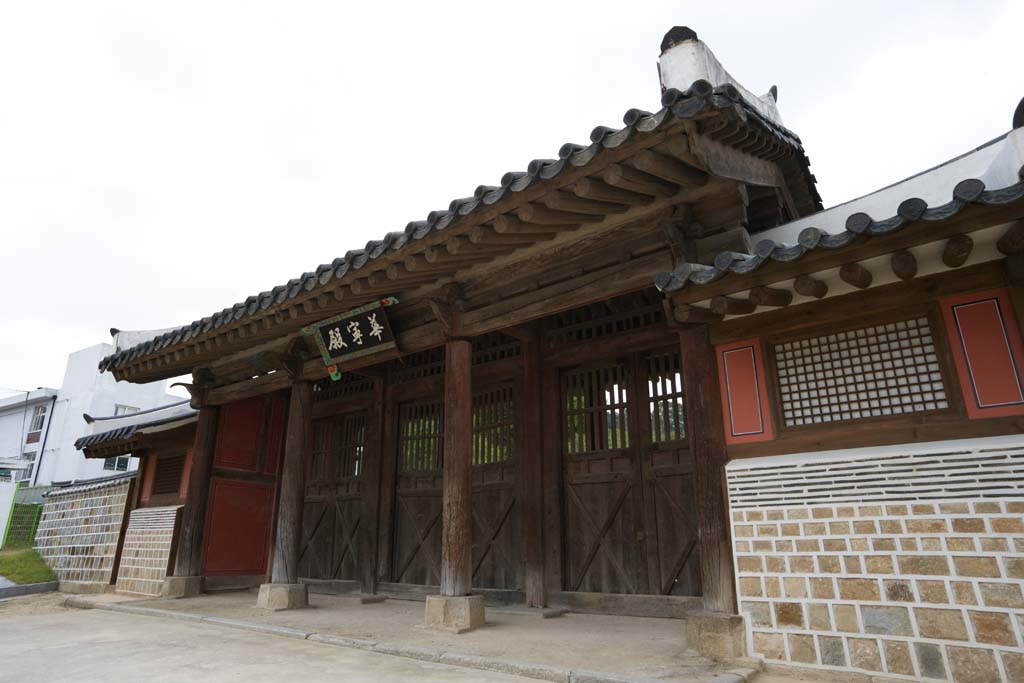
[727,437,1024,682]
[34,476,133,587]
[116,506,181,596]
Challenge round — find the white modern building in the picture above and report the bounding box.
[0,341,183,485]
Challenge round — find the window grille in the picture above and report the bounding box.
[389,348,445,385]
[151,454,185,495]
[563,363,631,455]
[114,404,139,417]
[104,456,132,471]
[647,352,685,443]
[472,333,521,366]
[546,291,665,347]
[313,374,374,402]
[397,400,443,472]
[310,412,368,481]
[472,385,515,464]
[774,317,948,427]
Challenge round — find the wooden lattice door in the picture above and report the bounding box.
[391,399,444,585]
[299,411,367,581]
[559,350,700,595]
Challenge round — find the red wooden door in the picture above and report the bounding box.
[201,394,285,577]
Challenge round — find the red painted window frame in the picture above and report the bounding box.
[941,287,1024,419]
[716,337,775,444]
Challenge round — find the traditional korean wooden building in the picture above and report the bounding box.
[94,26,1024,677]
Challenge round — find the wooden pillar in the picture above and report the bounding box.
[678,326,737,614]
[520,334,546,607]
[359,376,386,594]
[173,405,219,577]
[270,381,313,584]
[440,339,473,597]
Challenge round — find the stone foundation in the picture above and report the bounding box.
[425,594,484,633]
[256,583,308,610]
[161,576,203,598]
[684,610,747,660]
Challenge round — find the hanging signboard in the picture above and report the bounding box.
[302,296,399,380]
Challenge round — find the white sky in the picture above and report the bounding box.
[2,0,1023,396]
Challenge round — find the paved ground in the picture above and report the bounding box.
[0,600,531,682]
[129,588,724,681]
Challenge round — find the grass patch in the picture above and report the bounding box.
[0,549,57,585]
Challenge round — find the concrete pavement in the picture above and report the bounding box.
[0,607,533,682]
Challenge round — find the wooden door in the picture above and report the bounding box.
[639,350,701,596]
[560,360,647,593]
[390,399,444,585]
[471,383,521,590]
[559,350,701,595]
[299,411,367,581]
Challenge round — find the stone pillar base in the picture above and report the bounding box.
[425,594,485,634]
[161,576,203,599]
[256,583,308,611]
[685,611,746,661]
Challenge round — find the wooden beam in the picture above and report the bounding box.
[793,274,828,299]
[542,191,628,216]
[632,150,708,187]
[468,224,555,246]
[270,381,312,584]
[710,295,756,316]
[673,304,723,324]
[678,326,736,614]
[206,371,292,406]
[839,262,872,289]
[890,249,918,281]
[173,405,219,578]
[425,243,512,264]
[997,219,1024,255]
[942,233,974,268]
[748,285,793,308]
[492,214,570,236]
[600,163,679,198]
[516,203,603,226]
[440,339,473,597]
[572,177,654,205]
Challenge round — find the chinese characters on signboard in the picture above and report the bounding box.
[302,297,398,380]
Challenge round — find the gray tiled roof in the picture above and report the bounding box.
[44,471,137,497]
[655,168,1024,293]
[74,409,198,451]
[98,79,819,374]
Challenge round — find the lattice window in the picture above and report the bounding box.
[774,317,948,427]
[472,385,515,465]
[647,352,685,443]
[563,363,631,455]
[310,413,367,481]
[151,454,185,496]
[313,374,374,402]
[398,400,443,472]
[389,348,445,385]
[473,333,521,366]
[546,290,665,347]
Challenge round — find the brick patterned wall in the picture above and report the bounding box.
[116,506,181,596]
[35,478,132,585]
[728,440,1024,683]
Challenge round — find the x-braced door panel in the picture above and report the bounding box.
[561,361,646,594]
[560,350,700,596]
[299,411,367,581]
[391,399,444,585]
[471,383,521,590]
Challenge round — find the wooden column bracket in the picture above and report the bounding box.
[710,295,756,316]
[601,163,679,198]
[891,250,918,281]
[427,283,465,339]
[793,274,828,299]
[839,262,873,289]
[942,233,974,268]
[748,286,793,308]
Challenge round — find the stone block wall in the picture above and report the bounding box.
[727,439,1024,682]
[34,476,133,585]
[116,505,181,596]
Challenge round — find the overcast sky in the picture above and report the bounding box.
[2,0,1022,397]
